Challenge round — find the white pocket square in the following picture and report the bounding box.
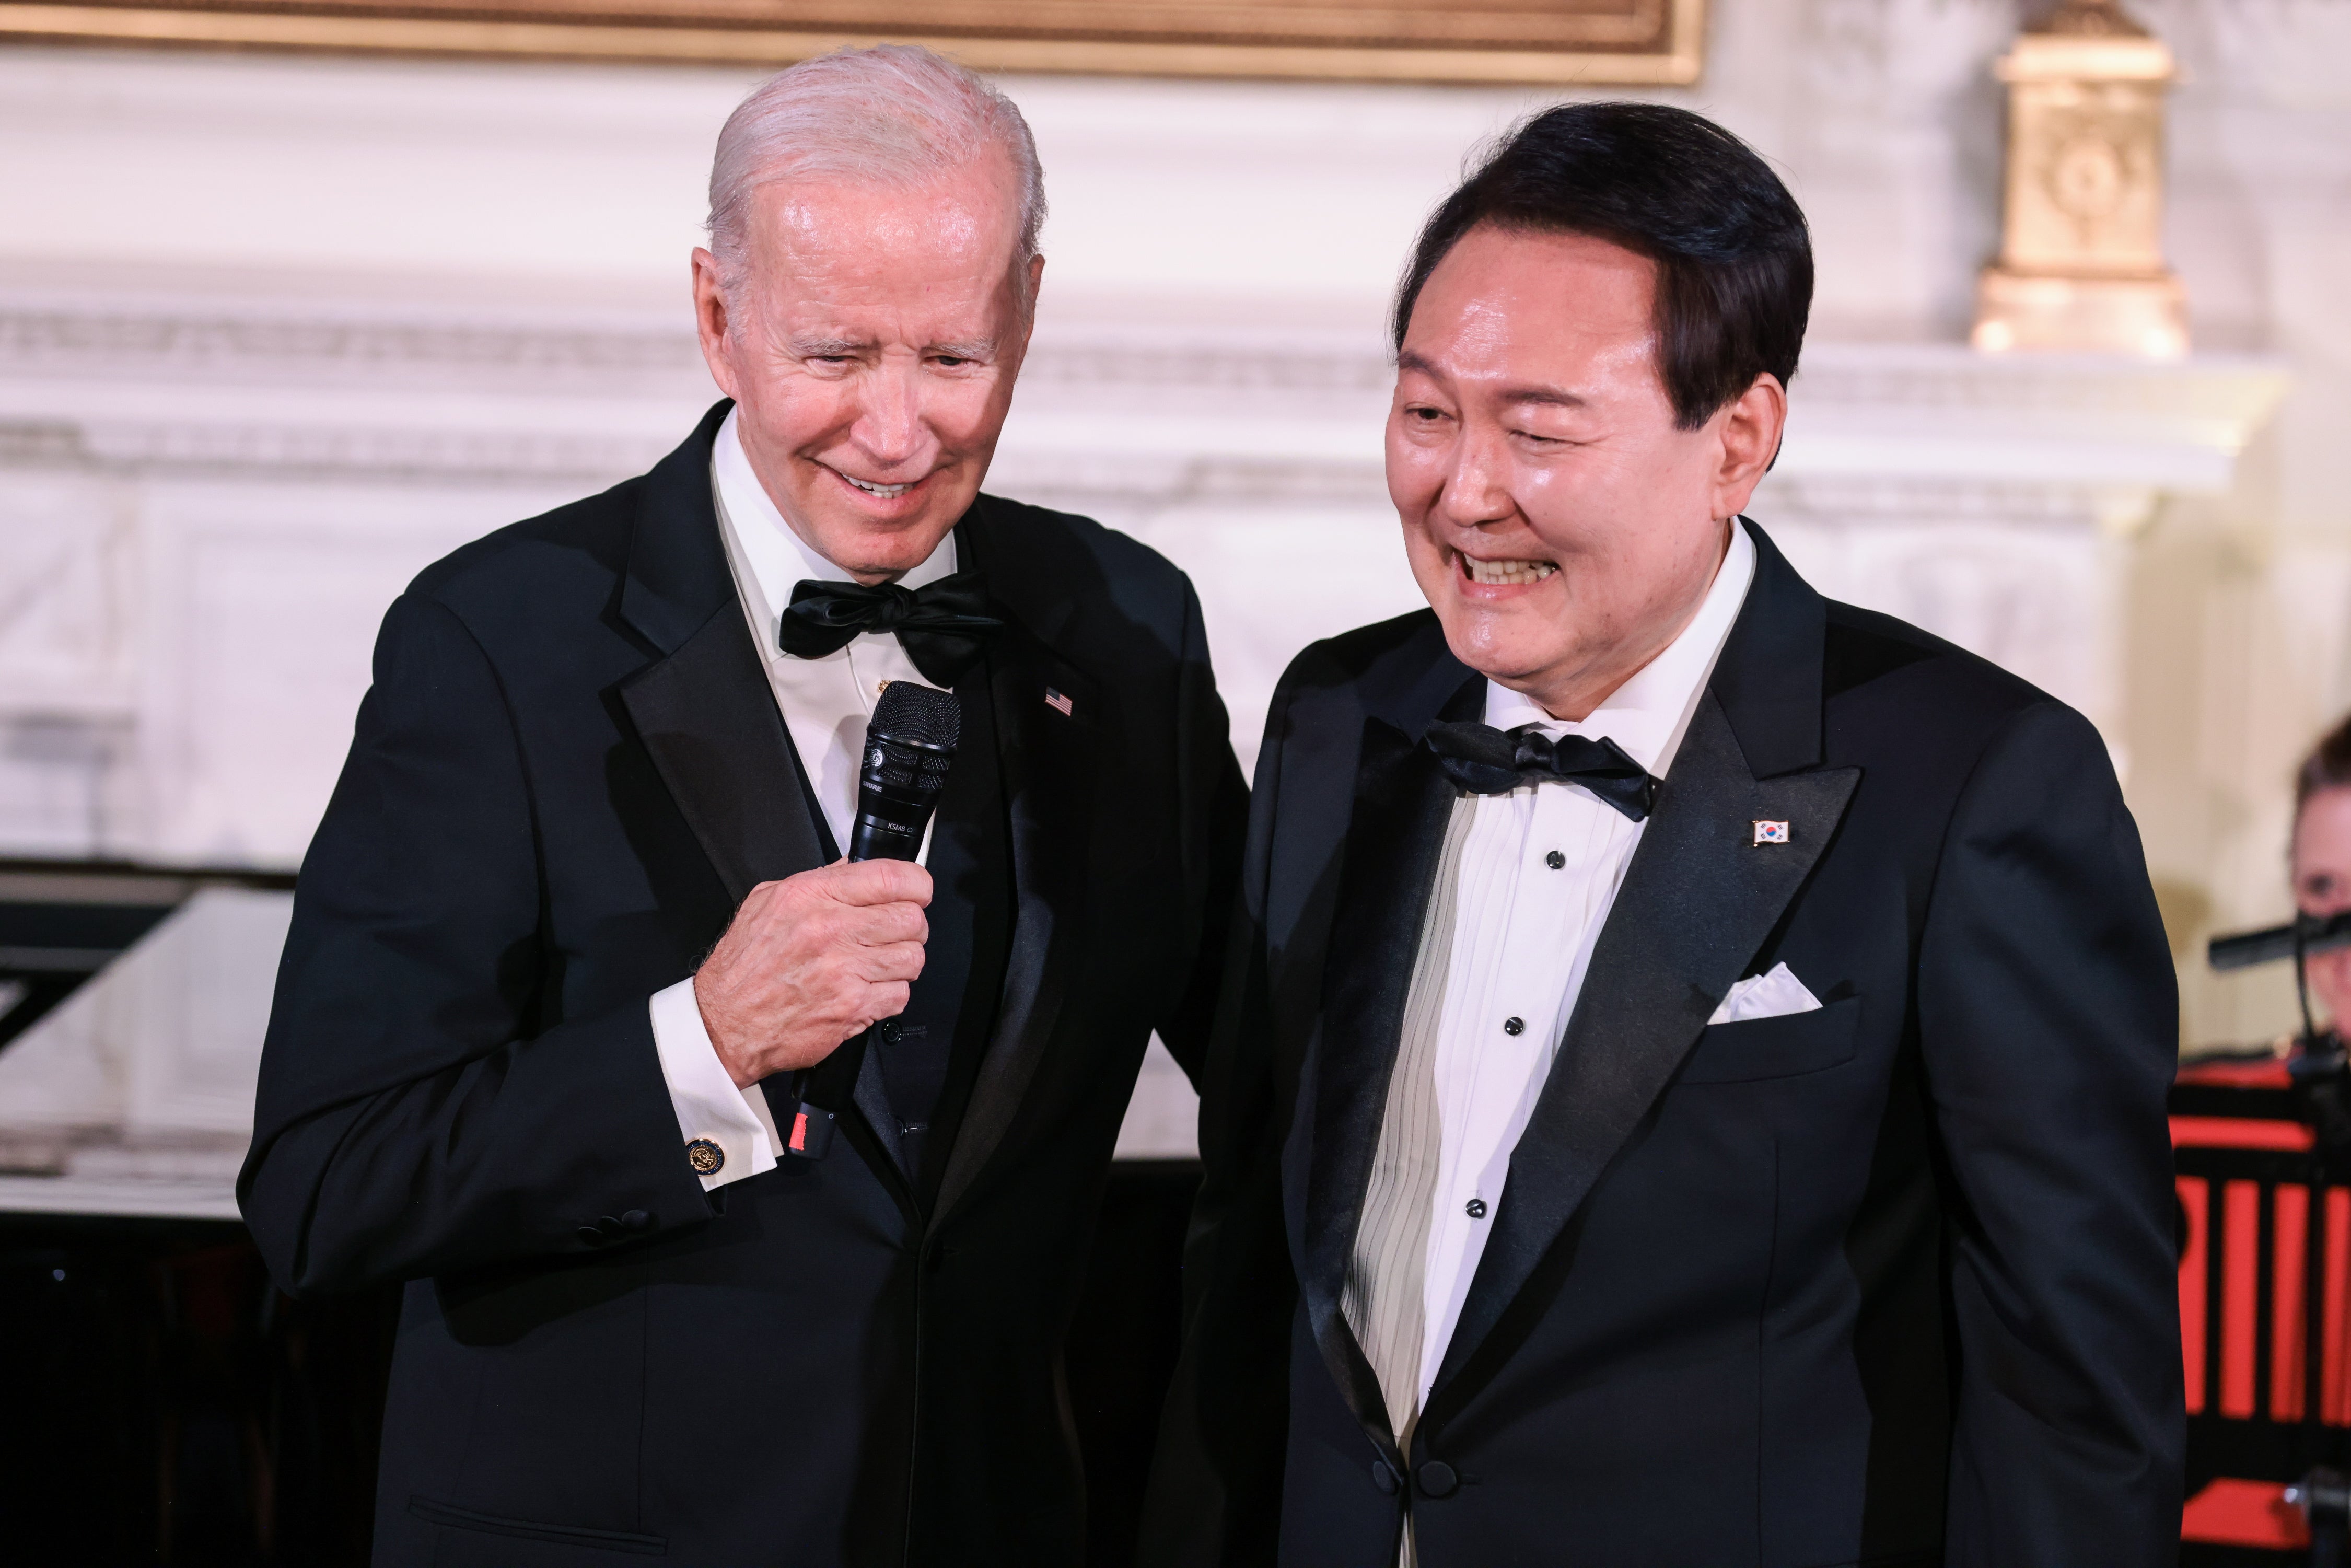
[1707,962,1823,1025]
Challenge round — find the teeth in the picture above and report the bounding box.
[1462,555,1558,587]
[840,472,912,498]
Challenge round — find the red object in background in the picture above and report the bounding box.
[2176,1116,2319,1152]
[2224,1178,2263,1419]
[2170,1105,2348,1432]
[2180,1059,2299,1091]
[2277,1184,2313,1423]
[2182,1478,2310,1550]
[2329,1188,2351,1426]
[2183,1175,2210,1417]
[2171,1058,2348,1559]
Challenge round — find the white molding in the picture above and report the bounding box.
[0,296,2289,491]
[0,286,2292,865]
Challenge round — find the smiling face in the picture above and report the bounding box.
[691,154,1040,583]
[1387,224,1787,720]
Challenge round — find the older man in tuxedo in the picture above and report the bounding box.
[1146,103,2182,1567]
[240,46,1243,1567]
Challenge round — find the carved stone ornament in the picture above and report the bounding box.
[1972,0,2189,357]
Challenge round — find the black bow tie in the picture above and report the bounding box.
[776,570,1006,688]
[1423,720,1659,822]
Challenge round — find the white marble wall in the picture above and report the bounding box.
[1,0,2346,1046]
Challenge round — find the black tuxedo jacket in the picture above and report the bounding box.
[238,404,1244,1567]
[1143,523,2183,1567]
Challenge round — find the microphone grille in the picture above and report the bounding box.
[872,681,961,751]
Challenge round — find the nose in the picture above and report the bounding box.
[1434,423,1518,533]
[847,355,931,472]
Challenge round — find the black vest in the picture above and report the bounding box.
[774,660,1013,1208]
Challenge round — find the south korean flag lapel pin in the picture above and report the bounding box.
[1751,819,1790,846]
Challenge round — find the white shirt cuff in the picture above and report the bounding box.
[649,976,780,1190]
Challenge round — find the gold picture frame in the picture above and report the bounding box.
[0,0,1705,85]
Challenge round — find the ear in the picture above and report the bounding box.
[1003,252,1047,370]
[1708,373,1788,521]
[691,247,742,402]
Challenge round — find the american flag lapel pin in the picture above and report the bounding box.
[1752,819,1790,846]
[1044,687,1075,718]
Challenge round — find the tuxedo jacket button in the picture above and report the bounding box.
[595,1215,626,1239]
[576,1225,607,1247]
[1370,1459,1399,1496]
[1416,1460,1458,1498]
[621,1209,655,1233]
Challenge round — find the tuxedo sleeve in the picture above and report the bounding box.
[1917,700,2184,1565]
[238,591,713,1295]
[1153,573,1250,1079]
[1140,663,1301,1568]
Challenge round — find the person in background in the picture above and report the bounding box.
[2294,715,2351,1036]
[239,46,1243,1568]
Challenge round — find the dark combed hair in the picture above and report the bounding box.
[1392,102,1814,431]
[2299,714,2351,812]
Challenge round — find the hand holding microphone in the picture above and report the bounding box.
[693,682,961,1089]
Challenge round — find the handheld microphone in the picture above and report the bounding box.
[849,681,961,863]
[788,680,962,1164]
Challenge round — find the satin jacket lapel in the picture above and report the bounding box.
[619,601,827,905]
[1426,687,1859,1407]
[615,402,895,1183]
[932,636,1097,1222]
[1291,668,1485,1448]
[852,1047,906,1176]
[616,403,828,903]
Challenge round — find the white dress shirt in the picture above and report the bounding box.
[1375,521,1757,1412]
[646,408,956,1191]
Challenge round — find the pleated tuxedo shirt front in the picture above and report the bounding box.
[1340,523,1759,1523]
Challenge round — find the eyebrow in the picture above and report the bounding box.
[789,334,870,357]
[785,334,999,360]
[1396,349,1590,410]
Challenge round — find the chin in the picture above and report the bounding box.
[1434,609,1553,690]
[812,514,956,580]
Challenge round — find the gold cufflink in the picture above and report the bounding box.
[685,1137,724,1175]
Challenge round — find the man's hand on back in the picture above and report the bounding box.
[694,861,932,1087]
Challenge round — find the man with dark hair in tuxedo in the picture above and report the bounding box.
[240,45,1243,1567]
[1146,102,2182,1568]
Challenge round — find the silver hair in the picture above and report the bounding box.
[706,45,1046,308]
